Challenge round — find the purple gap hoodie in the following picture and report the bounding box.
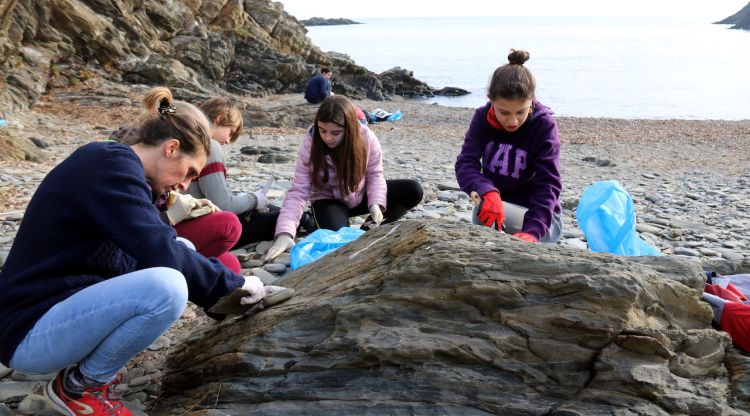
[455,100,562,240]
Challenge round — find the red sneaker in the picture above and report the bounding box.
[44,366,132,416]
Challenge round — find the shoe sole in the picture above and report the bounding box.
[44,378,76,416]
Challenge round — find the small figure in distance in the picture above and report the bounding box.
[304,66,333,104]
[264,95,424,262]
[455,49,563,243]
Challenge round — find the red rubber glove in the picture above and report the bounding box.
[514,232,538,242]
[477,191,505,230]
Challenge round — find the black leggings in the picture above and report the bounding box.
[311,179,423,231]
[233,205,280,248]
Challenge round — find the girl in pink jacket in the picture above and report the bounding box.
[265,95,422,261]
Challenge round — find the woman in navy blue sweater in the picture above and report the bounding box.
[0,88,276,416]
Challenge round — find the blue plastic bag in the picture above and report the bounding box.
[290,227,365,270]
[576,180,661,256]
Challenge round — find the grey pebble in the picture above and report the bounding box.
[0,363,12,379]
[10,371,56,382]
[17,394,50,415]
[275,252,292,266]
[255,240,274,255]
[674,247,701,257]
[147,336,170,351]
[263,263,287,274]
[0,404,15,416]
[250,267,277,285]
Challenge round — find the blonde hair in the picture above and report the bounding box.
[198,97,244,143]
[136,87,212,156]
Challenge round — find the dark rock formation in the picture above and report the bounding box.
[0,0,467,114]
[152,219,749,416]
[300,17,363,26]
[715,2,750,30]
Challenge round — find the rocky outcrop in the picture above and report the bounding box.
[152,220,748,416]
[716,2,750,30]
[0,0,465,113]
[300,17,362,26]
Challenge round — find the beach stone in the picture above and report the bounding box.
[255,240,274,255]
[699,247,722,257]
[562,229,585,239]
[0,404,14,416]
[244,259,265,268]
[249,267,277,285]
[11,371,56,381]
[674,247,701,257]
[122,367,146,385]
[0,381,41,404]
[129,374,152,387]
[636,223,663,235]
[263,263,287,274]
[17,394,50,415]
[147,336,171,351]
[714,248,745,261]
[560,238,588,250]
[275,253,292,266]
[0,363,12,378]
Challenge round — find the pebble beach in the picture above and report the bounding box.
[1,89,750,414]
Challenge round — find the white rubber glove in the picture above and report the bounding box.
[166,192,197,225]
[368,204,384,228]
[240,275,265,305]
[195,198,220,213]
[264,234,295,262]
[253,191,268,212]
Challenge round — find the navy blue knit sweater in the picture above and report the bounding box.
[0,142,244,366]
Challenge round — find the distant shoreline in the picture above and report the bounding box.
[300,17,363,26]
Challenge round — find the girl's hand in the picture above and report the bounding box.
[514,232,538,243]
[367,204,384,228]
[265,234,295,262]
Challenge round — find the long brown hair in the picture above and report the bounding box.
[135,87,212,157]
[309,95,366,194]
[487,49,536,101]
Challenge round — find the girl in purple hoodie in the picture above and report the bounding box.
[265,95,423,261]
[455,49,563,243]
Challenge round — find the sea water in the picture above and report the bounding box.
[306,16,750,120]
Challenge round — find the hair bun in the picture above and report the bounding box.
[507,49,530,65]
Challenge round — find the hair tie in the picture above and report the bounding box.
[158,97,176,117]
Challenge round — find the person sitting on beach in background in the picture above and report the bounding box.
[184,97,284,248]
[0,87,284,416]
[264,95,423,261]
[113,89,244,273]
[304,67,333,104]
[455,49,562,243]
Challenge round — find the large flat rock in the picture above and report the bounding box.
[154,220,744,415]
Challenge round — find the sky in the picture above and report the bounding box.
[279,0,749,20]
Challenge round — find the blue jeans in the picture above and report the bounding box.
[9,267,188,383]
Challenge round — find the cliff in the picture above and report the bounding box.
[716,2,750,30]
[0,0,465,112]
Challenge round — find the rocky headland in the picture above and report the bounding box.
[300,17,363,26]
[716,2,750,30]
